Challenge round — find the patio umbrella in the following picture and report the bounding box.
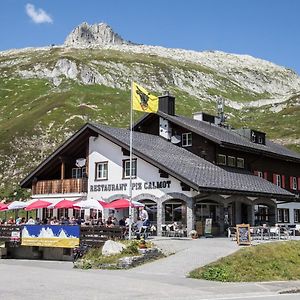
[54,199,76,209]
[0,203,8,211]
[7,201,28,210]
[106,198,144,209]
[25,200,51,211]
[74,199,104,210]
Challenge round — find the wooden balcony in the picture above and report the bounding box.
[33,178,88,195]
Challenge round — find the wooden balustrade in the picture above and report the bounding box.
[33,178,88,195]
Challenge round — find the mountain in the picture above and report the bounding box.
[0,22,300,199]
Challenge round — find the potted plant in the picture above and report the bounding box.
[189,230,198,239]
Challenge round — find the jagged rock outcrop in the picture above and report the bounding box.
[64,22,133,47]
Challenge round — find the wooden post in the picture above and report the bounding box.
[61,161,65,180]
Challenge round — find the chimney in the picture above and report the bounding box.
[159,92,175,115]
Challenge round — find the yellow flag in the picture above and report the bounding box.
[132,82,158,113]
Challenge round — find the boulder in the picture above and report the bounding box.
[102,240,125,256]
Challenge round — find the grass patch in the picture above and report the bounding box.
[189,241,300,282]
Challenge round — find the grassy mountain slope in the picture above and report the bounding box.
[0,46,300,199]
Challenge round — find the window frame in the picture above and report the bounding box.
[95,161,108,181]
[257,171,263,178]
[278,208,289,223]
[182,132,192,147]
[236,158,245,169]
[217,154,226,166]
[292,177,298,190]
[72,167,86,179]
[122,159,137,179]
[294,209,300,223]
[227,156,236,167]
[275,174,281,187]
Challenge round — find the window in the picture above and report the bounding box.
[258,136,263,144]
[254,204,270,225]
[236,158,244,168]
[72,167,86,179]
[275,174,281,187]
[123,159,137,179]
[294,209,300,223]
[277,208,289,223]
[227,156,236,167]
[257,171,263,178]
[95,162,108,180]
[291,177,298,190]
[217,154,226,165]
[182,133,192,147]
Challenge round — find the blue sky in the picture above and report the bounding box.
[1,0,299,74]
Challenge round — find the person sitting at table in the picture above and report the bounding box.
[106,216,114,228]
[7,216,15,225]
[119,217,126,227]
[26,217,35,225]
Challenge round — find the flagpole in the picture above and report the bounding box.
[128,81,133,240]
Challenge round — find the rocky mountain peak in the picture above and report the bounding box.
[64,22,133,47]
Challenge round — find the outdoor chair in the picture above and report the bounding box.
[161,225,168,236]
[280,227,290,240]
[269,226,280,239]
[227,227,236,241]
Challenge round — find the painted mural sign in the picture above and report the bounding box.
[21,225,80,248]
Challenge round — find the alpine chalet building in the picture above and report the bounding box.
[21,95,300,236]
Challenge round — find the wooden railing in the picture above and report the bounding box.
[33,178,88,195]
[80,226,123,246]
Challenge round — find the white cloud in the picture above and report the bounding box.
[26,3,53,24]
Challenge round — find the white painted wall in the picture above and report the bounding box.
[88,135,195,201]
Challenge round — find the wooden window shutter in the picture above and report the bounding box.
[264,172,268,180]
[254,170,258,176]
[290,176,294,190]
[273,174,277,184]
[281,175,285,188]
[298,178,300,191]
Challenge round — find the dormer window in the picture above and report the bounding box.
[228,156,236,167]
[251,132,256,142]
[236,158,244,168]
[217,154,226,165]
[182,133,192,147]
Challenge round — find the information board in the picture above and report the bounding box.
[236,224,251,245]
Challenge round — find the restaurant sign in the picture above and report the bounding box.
[21,225,80,248]
[90,180,171,192]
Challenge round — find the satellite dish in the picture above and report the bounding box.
[171,135,181,144]
[76,158,86,168]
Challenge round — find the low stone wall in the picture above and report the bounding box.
[117,248,163,269]
[74,247,164,269]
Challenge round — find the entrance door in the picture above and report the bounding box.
[241,203,249,224]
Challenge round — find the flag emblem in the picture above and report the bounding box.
[132,82,158,113]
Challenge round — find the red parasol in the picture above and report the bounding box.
[0,203,8,211]
[54,199,75,209]
[25,200,51,211]
[106,198,144,209]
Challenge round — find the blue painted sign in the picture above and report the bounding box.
[21,225,80,248]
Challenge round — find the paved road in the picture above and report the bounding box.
[1,237,300,299]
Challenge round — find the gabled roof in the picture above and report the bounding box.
[134,111,300,162]
[89,123,293,199]
[21,122,294,199]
